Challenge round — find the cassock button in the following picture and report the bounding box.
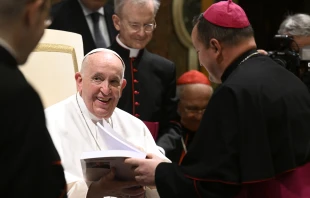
[135,102,140,106]
[135,114,140,117]
[134,79,139,83]
[134,91,139,95]
[133,68,138,72]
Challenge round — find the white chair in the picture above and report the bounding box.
[20,29,84,108]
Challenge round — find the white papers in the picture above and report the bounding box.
[97,120,145,154]
[80,121,146,181]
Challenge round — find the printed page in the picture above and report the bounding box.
[81,150,146,181]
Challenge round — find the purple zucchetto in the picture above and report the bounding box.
[203,0,250,28]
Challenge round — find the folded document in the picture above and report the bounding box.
[80,121,146,181]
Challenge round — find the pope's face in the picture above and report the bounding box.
[76,52,126,119]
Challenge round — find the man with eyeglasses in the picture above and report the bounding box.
[109,0,178,143]
[157,70,213,164]
[0,0,66,197]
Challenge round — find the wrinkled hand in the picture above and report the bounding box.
[124,153,165,186]
[87,168,144,198]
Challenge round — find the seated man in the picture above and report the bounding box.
[45,48,167,198]
[157,70,213,163]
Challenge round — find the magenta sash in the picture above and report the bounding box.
[143,121,159,140]
[235,163,310,198]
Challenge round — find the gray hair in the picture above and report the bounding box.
[278,13,310,36]
[81,48,125,79]
[114,0,160,16]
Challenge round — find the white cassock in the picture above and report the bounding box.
[45,93,168,198]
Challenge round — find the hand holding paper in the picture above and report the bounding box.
[124,153,166,186]
[80,121,147,182]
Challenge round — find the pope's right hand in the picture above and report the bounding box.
[87,168,145,198]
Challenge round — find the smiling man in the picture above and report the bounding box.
[109,0,178,141]
[45,48,167,198]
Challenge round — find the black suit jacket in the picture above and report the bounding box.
[49,0,118,55]
[109,41,179,138]
[0,46,67,197]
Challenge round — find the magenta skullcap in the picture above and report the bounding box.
[203,0,250,28]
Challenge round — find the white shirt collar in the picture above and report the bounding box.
[116,34,140,58]
[78,0,104,16]
[0,37,17,60]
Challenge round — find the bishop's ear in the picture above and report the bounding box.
[210,39,221,53]
[112,14,121,31]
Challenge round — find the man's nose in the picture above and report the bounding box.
[136,27,147,37]
[100,81,111,95]
[195,113,203,120]
[188,112,203,120]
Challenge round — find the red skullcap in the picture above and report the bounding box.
[203,0,250,28]
[177,70,211,86]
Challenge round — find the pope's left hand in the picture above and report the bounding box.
[124,153,165,186]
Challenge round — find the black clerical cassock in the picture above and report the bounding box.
[155,50,310,198]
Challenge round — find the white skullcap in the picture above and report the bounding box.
[83,48,125,69]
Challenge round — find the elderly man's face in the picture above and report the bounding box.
[80,0,108,11]
[291,36,310,77]
[178,84,212,131]
[113,0,156,49]
[75,52,126,119]
[292,36,310,52]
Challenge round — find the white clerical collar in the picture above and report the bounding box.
[78,0,104,16]
[116,35,140,58]
[0,37,17,60]
[76,92,113,125]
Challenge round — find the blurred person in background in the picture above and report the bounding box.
[157,70,213,164]
[278,13,310,91]
[0,0,66,197]
[49,0,118,54]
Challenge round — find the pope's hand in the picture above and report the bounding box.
[87,168,143,198]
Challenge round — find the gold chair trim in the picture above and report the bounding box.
[34,43,79,73]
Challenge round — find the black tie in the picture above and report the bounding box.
[90,12,107,48]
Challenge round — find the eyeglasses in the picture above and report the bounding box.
[125,21,157,33]
[183,107,206,114]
